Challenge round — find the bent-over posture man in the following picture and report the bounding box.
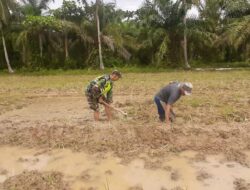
[85,70,122,121]
[154,82,193,127]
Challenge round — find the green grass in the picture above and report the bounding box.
[190,61,250,68]
[0,67,177,76]
[0,70,249,124]
[0,70,249,93]
[1,65,249,76]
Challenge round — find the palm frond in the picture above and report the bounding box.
[102,35,115,51]
[39,0,54,10]
[16,30,28,47]
[218,15,250,48]
[102,34,131,60]
[156,35,169,64]
[117,46,131,61]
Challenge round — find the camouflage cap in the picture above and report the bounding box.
[112,70,122,78]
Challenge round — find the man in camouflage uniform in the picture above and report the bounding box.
[85,70,122,121]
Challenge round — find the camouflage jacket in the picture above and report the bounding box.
[86,75,113,102]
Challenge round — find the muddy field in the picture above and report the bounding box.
[0,71,250,190]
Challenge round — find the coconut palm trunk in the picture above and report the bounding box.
[39,33,43,58]
[183,0,191,69]
[22,44,26,64]
[96,0,104,70]
[1,30,14,73]
[64,33,69,59]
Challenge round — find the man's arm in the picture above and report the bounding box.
[164,104,172,127]
[165,92,179,126]
[98,95,112,121]
[106,87,113,103]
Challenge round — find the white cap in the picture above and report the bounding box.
[182,82,193,95]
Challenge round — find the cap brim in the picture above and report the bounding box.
[184,91,192,96]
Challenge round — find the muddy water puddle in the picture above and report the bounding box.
[0,146,249,190]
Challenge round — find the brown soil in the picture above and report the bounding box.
[0,71,250,190]
[196,171,212,181]
[0,121,249,166]
[234,178,250,190]
[170,187,184,190]
[0,171,70,190]
[170,170,180,181]
[128,185,143,190]
[0,97,249,167]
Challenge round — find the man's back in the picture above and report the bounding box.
[156,82,181,105]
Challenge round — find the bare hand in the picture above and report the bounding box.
[98,97,104,103]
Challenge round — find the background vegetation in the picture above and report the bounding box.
[0,0,249,72]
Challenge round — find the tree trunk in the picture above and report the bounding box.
[64,33,69,59]
[39,33,43,58]
[183,0,191,69]
[96,0,104,70]
[246,44,250,61]
[1,30,14,73]
[22,44,26,64]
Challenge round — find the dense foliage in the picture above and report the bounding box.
[0,0,249,72]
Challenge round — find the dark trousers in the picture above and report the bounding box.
[154,96,176,122]
[154,96,165,122]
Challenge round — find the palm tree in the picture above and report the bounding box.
[136,0,185,66]
[194,0,250,62]
[183,0,191,69]
[216,15,250,61]
[16,30,28,65]
[220,15,250,46]
[0,0,16,73]
[17,15,91,66]
[52,0,95,63]
[20,0,54,58]
[20,0,54,16]
[218,1,250,61]
[96,0,104,70]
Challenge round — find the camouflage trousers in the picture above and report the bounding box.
[85,90,100,111]
[85,89,109,111]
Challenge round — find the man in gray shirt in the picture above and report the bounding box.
[154,82,193,127]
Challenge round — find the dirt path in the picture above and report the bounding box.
[0,96,91,128]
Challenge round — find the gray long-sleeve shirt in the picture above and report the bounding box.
[155,82,182,105]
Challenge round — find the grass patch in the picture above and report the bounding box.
[0,70,249,124]
[219,105,236,121]
[0,67,177,76]
[1,65,249,76]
